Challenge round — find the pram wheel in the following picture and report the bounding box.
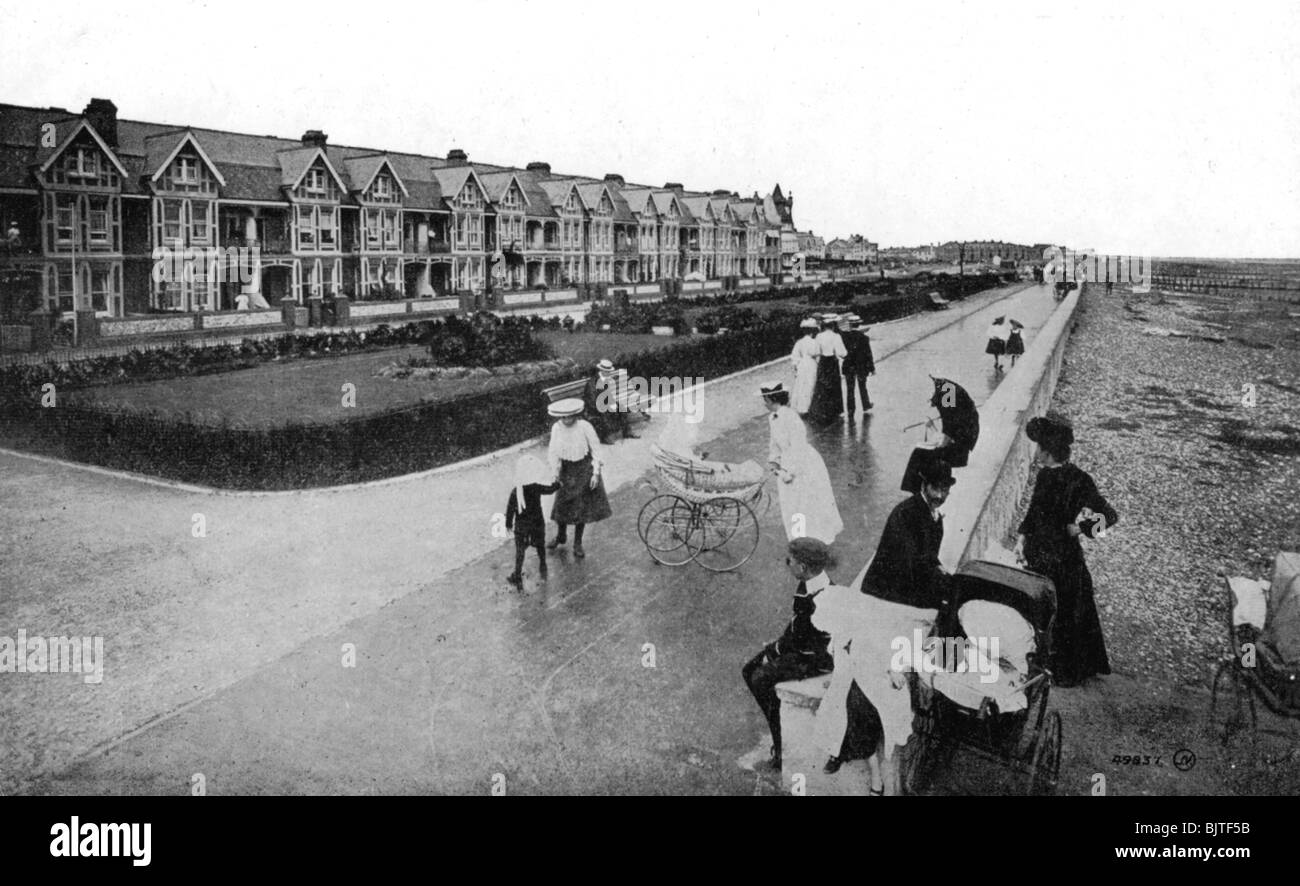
[1209,657,1257,746]
[690,497,760,573]
[639,496,699,567]
[1027,711,1062,796]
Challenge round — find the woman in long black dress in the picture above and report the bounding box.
[1014,413,1118,686]
[807,315,847,424]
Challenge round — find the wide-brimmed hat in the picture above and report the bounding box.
[799,318,819,330]
[548,398,584,418]
[1026,412,1074,447]
[596,358,616,374]
[759,381,787,398]
[917,458,957,488]
[788,536,834,572]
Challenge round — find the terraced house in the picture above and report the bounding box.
[0,98,804,334]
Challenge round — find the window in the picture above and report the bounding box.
[318,208,336,249]
[55,195,76,244]
[67,147,100,179]
[191,201,211,243]
[372,175,392,199]
[163,200,185,246]
[298,205,317,248]
[88,197,110,245]
[55,265,75,312]
[305,168,326,196]
[366,209,382,246]
[175,156,199,184]
[382,211,397,247]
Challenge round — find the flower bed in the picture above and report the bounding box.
[0,316,803,489]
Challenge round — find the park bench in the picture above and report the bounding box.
[542,369,652,423]
[928,291,951,310]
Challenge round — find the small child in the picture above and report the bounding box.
[505,454,559,587]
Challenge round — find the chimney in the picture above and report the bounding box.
[83,98,118,148]
[604,173,625,187]
[301,130,328,148]
[526,161,551,176]
[711,189,731,197]
[446,148,468,166]
[663,182,684,192]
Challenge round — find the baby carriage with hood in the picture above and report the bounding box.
[905,560,1063,795]
[1211,551,1300,742]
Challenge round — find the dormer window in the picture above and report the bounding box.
[372,174,392,199]
[502,184,522,209]
[175,156,199,184]
[459,183,481,210]
[66,147,100,179]
[305,168,327,196]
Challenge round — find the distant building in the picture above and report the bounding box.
[880,244,937,262]
[936,240,1041,263]
[826,234,877,262]
[796,230,825,259]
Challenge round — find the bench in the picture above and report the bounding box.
[541,370,652,425]
[773,675,879,795]
[928,291,951,310]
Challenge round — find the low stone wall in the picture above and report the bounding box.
[200,310,283,330]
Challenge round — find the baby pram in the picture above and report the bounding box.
[1210,552,1300,743]
[905,560,1063,795]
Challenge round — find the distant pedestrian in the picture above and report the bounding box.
[546,398,612,558]
[808,314,847,423]
[1006,320,1025,367]
[790,318,820,416]
[985,316,1010,371]
[504,454,560,587]
[838,314,875,414]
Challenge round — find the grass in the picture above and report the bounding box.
[65,331,697,427]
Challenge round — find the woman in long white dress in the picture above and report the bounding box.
[790,319,820,416]
[762,382,843,544]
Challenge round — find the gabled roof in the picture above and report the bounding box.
[431,166,488,205]
[679,194,716,224]
[731,200,759,224]
[514,170,557,218]
[540,179,583,211]
[649,190,681,219]
[762,195,783,226]
[36,118,129,178]
[621,188,656,217]
[144,129,227,187]
[574,181,615,213]
[709,197,735,223]
[342,154,409,197]
[277,146,346,192]
[477,170,531,207]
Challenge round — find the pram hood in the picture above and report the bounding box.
[950,561,1057,658]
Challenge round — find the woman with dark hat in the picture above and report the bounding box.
[1006,320,1025,367]
[985,316,1010,372]
[1014,413,1118,686]
[546,398,612,558]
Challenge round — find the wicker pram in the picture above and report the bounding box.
[650,445,765,505]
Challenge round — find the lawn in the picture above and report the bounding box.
[67,331,700,427]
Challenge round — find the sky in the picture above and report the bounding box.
[2,0,1297,257]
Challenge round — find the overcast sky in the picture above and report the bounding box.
[2,0,1296,257]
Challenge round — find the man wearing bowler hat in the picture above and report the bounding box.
[838,314,875,415]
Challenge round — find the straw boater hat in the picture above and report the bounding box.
[548,398,584,418]
[596,358,616,375]
[759,381,787,399]
[799,318,819,330]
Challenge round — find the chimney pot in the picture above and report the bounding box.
[604,173,625,186]
[446,148,468,166]
[301,129,328,148]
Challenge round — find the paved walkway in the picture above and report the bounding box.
[2,281,1051,794]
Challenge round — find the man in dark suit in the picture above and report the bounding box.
[838,315,875,414]
[863,459,955,611]
[583,358,637,443]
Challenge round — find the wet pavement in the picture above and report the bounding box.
[27,283,1064,795]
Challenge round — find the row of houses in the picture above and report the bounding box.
[0,99,804,319]
[826,234,879,263]
[934,241,1052,263]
